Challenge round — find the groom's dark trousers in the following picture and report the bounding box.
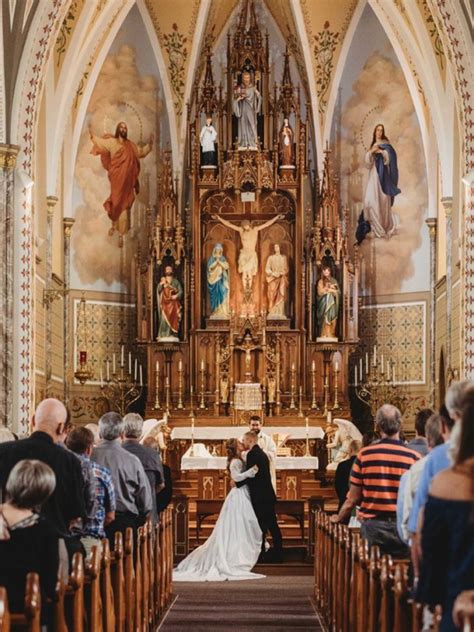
[237,444,283,553]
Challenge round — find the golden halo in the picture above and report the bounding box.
[359,105,383,151]
[102,102,144,142]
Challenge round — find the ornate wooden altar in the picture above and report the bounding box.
[135,0,360,430]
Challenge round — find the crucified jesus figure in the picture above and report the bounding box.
[212,214,285,288]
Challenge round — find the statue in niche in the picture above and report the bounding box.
[89,121,153,246]
[233,71,261,150]
[279,117,295,167]
[265,244,289,319]
[212,214,284,289]
[200,115,217,166]
[363,123,401,240]
[207,243,230,319]
[157,265,183,342]
[316,265,340,340]
[220,376,229,404]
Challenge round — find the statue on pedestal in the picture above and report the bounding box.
[265,244,288,319]
[317,265,340,340]
[157,265,183,341]
[233,71,261,150]
[200,116,217,166]
[207,243,230,319]
[212,214,284,289]
[326,419,362,471]
[279,118,295,167]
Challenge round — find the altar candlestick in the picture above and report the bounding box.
[311,360,318,410]
[201,359,205,371]
[289,363,297,409]
[304,416,310,456]
[354,365,358,386]
[199,363,206,409]
[177,360,184,409]
[121,345,124,367]
[365,352,369,374]
[381,354,384,374]
[154,361,161,410]
[100,367,104,388]
[359,358,363,380]
[135,359,138,380]
[139,365,143,387]
[312,360,315,372]
[190,417,195,457]
[387,362,391,381]
[298,386,304,417]
[128,352,132,375]
[373,345,377,367]
[179,359,183,372]
[165,376,171,413]
[106,360,110,381]
[333,361,341,410]
[335,361,339,372]
[112,354,116,375]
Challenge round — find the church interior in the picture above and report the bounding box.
[0,0,473,630]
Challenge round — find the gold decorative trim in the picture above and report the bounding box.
[0,144,20,169]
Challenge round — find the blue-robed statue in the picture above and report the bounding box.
[207,243,230,319]
[362,123,401,240]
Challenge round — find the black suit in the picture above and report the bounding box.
[237,444,282,553]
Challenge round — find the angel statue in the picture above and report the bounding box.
[326,419,363,471]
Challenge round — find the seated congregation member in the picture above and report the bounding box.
[122,413,164,524]
[0,460,59,624]
[334,439,361,518]
[407,408,434,456]
[92,412,152,544]
[66,427,116,556]
[0,398,86,561]
[331,404,419,557]
[408,381,471,542]
[416,388,474,632]
[397,413,443,545]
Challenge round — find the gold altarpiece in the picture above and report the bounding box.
[135,1,360,447]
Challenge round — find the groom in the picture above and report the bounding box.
[238,430,283,562]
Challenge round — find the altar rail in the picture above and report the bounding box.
[0,508,173,632]
[314,510,452,632]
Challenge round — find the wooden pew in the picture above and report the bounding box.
[0,588,10,632]
[134,527,143,632]
[110,533,125,632]
[100,540,115,632]
[10,573,41,632]
[65,553,85,632]
[123,529,135,632]
[84,545,102,632]
[367,545,381,632]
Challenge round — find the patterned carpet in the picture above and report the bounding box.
[158,576,323,631]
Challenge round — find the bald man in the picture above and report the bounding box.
[0,398,87,559]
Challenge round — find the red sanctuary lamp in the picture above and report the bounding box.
[74,296,94,384]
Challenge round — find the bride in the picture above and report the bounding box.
[173,439,265,582]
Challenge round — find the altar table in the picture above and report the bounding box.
[181,455,319,470]
[171,426,325,441]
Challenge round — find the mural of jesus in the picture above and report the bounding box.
[89,121,153,246]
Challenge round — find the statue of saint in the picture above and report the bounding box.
[233,71,261,150]
[279,117,295,166]
[199,116,217,166]
[207,243,230,319]
[317,265,340,340]
[212,214,284,289]
[326,419,362,471]
[265,244,289,318]
[89,121,153,246]
[157,265,183,342]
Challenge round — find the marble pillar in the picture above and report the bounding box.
[426,217,437,406]
[0,144,20,427]
[63,217,75,405]
[442,197,453,375]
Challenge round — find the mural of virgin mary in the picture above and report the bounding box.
[363,123,401,238]
[207,243,230,319]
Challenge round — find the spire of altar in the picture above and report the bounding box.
[231,0,266,72]
[200,47,218,115]
[278,45,298,116]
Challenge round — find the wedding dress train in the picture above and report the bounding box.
[173,458,264,582]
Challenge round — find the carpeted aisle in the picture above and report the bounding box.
[158,576,323,631]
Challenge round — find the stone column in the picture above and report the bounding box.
[44,196,58,397]
[63,217,75,405]
[0,144,20,427]
[442,197,453,373]
[426,217,437,406]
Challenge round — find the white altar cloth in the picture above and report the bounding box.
[171,426,324,441]
[181,455,319,470]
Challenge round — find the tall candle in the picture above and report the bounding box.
[335,361,339,372]
[179,360,183,371]
[373,345,377,366]
[305,416,309,431]
[354,365,358,386]
[365,352,369,374]
[139,365,143,386]
[121,345,124,367]
[201,359,205,371]
[106,360,110,381]
[135,359,138,380]
[381,354,384,373]
[387,362,391,381]
[155,360,159,373]
[100,367,104,388]
[128,352,132,375]
[359,358,363,380]
[312,360,315,372]
[112,354,116,375]
[291,363,295,372]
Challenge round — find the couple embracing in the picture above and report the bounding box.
[173,430,283,582]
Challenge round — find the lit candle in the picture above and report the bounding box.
[359,358,363,380]
[305,416,309,431]
[179,359,183,372]
[121,345,124,367]
[381,354,384,374]
[139,365,143,386]
[373,345,377,367]
[335,361,339,372]
[201,359,205,371]
[135,359,138,380]
[128,352,132,375]
[291,363,295,372]
[112,354,116,375]
[155,360,159,373]
[354,365,358,386]
[312,360,315,372]
[387,362,391,381]
[365,353,369,374]
[100,367,103,388]
[106,360,110,381]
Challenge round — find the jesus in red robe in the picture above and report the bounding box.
[90,121,153,246]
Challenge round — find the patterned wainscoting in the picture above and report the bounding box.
[73,297,135,385]
[357,298,428,385]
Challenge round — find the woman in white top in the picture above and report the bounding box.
[173,439,264,582]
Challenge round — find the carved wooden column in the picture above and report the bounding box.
[63,217,75,405]
[426,217,437,406]
[0,144,20,426]
[442,197,453,373]
[44,196,58,396]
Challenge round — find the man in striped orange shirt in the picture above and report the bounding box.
[331,404,419,557]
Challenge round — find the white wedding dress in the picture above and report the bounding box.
[173,458,265,582]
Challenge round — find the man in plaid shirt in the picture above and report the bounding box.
[66,426,116,556]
